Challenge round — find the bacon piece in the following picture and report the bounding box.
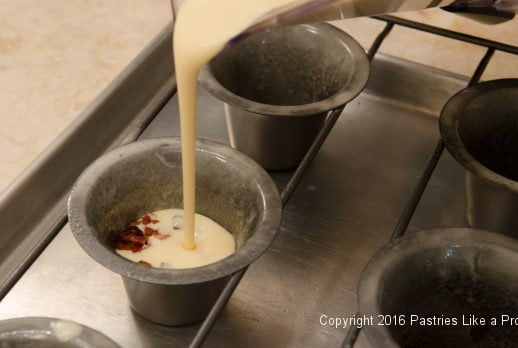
[144,226,159,237]
[156,234,170,240]
[116,214,168,255]
[125,234,146,244]
[116,240,144,253]
[116,240,137,252]
[142,214,152,225]
[144,226,170,240]
[116,226,147,252]
[138,260,152,267]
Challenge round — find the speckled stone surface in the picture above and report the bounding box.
[0,0,171,192]
[0,2,517,192]
[333,8,518,79]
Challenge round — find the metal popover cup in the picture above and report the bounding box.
[199,23,370,170]
[440,79,518,238]
[359,228,518,347]
[0,317,119,347]
[68,137,282,326]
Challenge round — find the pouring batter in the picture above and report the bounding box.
[117,0,297,268]
[173,0,296,251]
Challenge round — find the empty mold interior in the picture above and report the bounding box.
[379,243,518,347]
[210,25,354,106]
[457,88,518,181]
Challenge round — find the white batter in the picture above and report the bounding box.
[173,0,296,250]
[116,209,235,269]
[50,320,83,342]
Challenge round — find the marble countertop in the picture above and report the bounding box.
[0,0,516,192]
[0,0,171,191]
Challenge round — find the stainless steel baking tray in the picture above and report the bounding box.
[0,17,515,348]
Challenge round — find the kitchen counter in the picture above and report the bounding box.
[0,0,170,191]
[0,0,517,193]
